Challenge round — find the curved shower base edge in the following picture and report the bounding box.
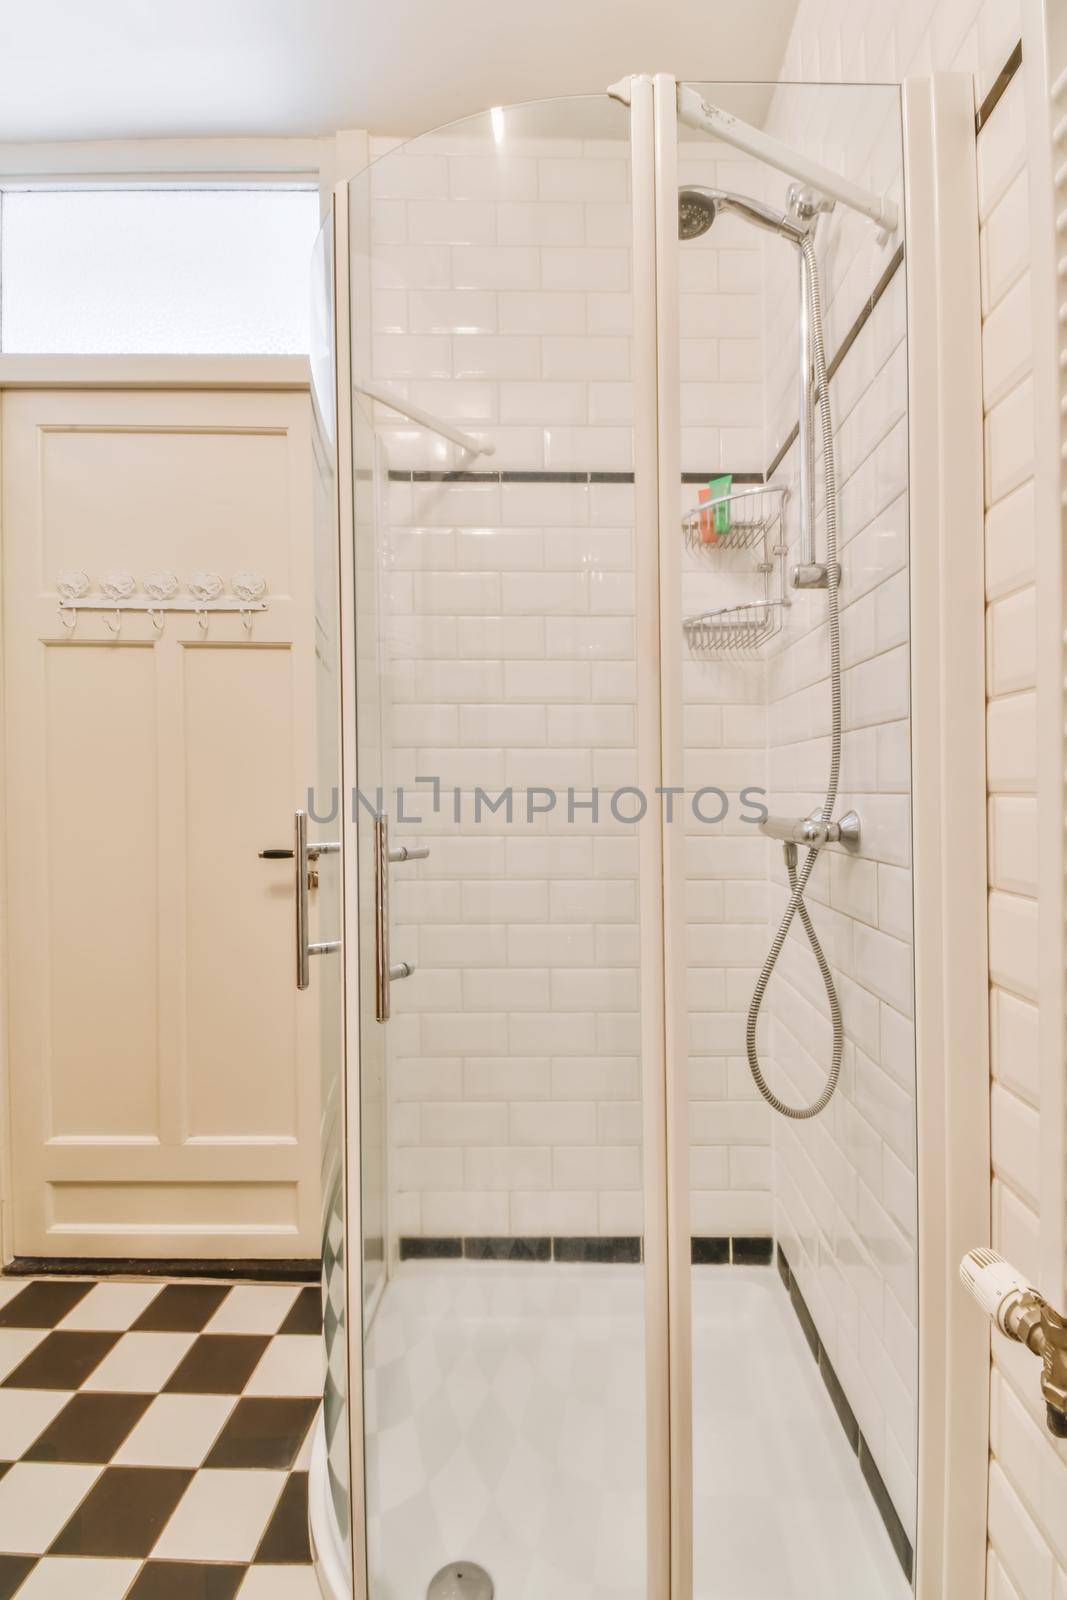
[309,1412,352,1600]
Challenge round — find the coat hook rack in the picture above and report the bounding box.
[55,569,270,633]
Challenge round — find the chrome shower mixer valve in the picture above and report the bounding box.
[760,810,861,850]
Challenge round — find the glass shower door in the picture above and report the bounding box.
[346,86,670,1600]
[662,77,918,1598]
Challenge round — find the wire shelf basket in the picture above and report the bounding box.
[682,601,784,656]
[682,485,787,554]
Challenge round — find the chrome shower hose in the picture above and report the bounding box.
[745,233,843,1121]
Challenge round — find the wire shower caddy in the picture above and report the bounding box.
[681,484,790,656]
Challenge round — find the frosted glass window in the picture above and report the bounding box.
[1,189,321,353]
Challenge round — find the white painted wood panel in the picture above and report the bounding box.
[1,386,320,1258]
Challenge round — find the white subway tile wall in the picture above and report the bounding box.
[677,138,774,1241]
[773,5,1067,1596]
[748,67,917,1536]
[363,110,784,1250]
[366,120,644,1243]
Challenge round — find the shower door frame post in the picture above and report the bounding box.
[330,178,369,1600]
[649,71,695,1600]
[629,71,694,1600]
[903,74,990,1598]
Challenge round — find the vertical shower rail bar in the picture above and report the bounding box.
[797,250,817,566]
[628,73,676,1600]
[652,72,694,1600]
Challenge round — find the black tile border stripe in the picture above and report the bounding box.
[397,1233,775,1265]
[399,1234,643,1263]
[764,239,906,481]
[777,1245,914,1583]
[826,241,907,386]
[681,470,764,486]
[385,467,764,486]
[5,1257,320,1284]
[975,40,1023,135]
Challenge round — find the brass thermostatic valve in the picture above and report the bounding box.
[960,1249,1067,1437]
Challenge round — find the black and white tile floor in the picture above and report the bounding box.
[0,1276,323,1600]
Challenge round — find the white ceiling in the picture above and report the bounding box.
[0,0,800,144]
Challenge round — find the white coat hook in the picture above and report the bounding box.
[100,570,135,638]
[189,572,223,639]
[233,573,265,638]
[56,569,89,634]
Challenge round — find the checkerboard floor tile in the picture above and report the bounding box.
[0,1276,323,1599]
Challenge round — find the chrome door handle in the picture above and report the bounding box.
[374,815,418,1021]
[261,813,340,990]
[388,843,430,863]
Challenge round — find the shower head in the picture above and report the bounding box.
[677,186,722,241]
[677,185,807,245]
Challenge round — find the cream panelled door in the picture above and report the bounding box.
[2,386,321,1259]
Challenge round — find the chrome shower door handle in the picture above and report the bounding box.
[387,842,430,863]
[374,814,419,1022]
[295,811,310,989]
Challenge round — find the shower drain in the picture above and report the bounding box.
[426,1561,494,1600]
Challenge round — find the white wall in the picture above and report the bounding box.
[978,50,1067,1600]
[674,142,776,1244]
[754,78,917,1533]
[774,1,1067,1594]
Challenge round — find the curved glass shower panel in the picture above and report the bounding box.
[674,82,916,1597]
[349,93,650,1600]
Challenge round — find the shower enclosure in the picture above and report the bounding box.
[308,70,941,1600]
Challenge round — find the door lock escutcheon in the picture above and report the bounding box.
[259,811,340,989]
